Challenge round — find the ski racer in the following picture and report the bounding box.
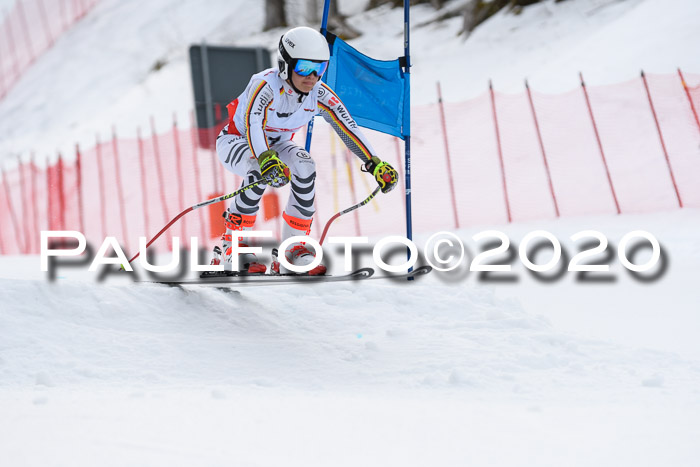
[212,26,398,275]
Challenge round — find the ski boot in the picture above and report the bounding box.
[209,245,222,266]
[279,211,326,275]
[270,248,281,275]
[220,233,267,274]
[282,242,326,276]
[221,210,267,274]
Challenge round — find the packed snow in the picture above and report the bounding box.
[1,0,700,466]
[2,208,700,466]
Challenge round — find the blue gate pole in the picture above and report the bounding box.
[403,0,414,277]
[304,0,332,152]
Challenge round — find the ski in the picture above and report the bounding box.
[368,265,432,281]
[146,267,375,287]
[144,265,431,287]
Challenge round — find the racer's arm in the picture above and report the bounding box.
[244,80,289,187]
[243,80,275,159]
[317,82,398,193]
[317,82,376,164]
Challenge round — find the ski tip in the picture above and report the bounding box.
[349,267,374,279]
[411,265,432,276]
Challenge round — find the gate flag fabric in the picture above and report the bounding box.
[323,32,410,140]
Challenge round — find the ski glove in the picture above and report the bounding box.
[364,156,398,193]
[258,150,290,188]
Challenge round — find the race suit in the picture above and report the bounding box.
[215,67,379,229]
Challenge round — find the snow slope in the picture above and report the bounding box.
[2,209,700,466]
[2,1,700,465]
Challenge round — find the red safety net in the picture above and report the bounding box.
[526,87,618,217]
[585,77,679,212]
[441,94,508,226]
[0,0,99,100]
[645,72,700,207]
[1,72,699,255]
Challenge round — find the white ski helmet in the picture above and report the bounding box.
[277,26,330,80]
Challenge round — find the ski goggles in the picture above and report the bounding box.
[292,59,328,77]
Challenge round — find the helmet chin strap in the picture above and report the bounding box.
[286,78,309,103]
